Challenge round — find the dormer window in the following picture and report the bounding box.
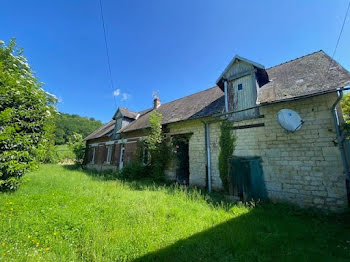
[216,55,265,120]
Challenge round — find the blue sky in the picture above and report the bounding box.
[1,0,350,123]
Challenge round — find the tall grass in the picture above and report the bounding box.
[0,164,349,261]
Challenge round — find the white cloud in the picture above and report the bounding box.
[112,89,130,101]
[113,89,120,97]
[121,93,130,101]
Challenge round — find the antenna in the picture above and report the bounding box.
[277,109,304,132]
[152,90,159,99]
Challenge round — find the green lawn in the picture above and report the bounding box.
[0,165,349,261]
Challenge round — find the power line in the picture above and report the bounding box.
[99,0,117,108]
[331,1,350,60]
[325,0,350,80]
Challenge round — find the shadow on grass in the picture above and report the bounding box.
[132,206,350,262]
[59,165,350,261]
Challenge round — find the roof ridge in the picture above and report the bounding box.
[119,107,138,113]
[84,119,115,140]
[266,50,324,70]
[157,85,219,108]
[129,85,220,117]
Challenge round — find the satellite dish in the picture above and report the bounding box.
[277,109,304,132]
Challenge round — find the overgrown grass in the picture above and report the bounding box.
[0,165,349,261]
[55,144,75,163]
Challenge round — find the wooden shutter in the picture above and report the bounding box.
[124,142,137,163]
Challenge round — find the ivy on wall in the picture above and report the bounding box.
[218,121,236,192]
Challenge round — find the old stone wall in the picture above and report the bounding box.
[208,93,347,211]
[166,119,208,186]
[84,93,347,210]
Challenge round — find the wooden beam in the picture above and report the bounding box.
[233,123,265,130]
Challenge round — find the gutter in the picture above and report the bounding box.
[224,80,229,112]
[202,120,212,193]
[332,87,350,181]
[214,86,350,119]
[201,118,223,193]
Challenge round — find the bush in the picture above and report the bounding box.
[55,144,75,163]
[119,161,151,180]
[0,39,57,191]
[68,133,86,165]
[144,111,173,179]
[41,142,59,164]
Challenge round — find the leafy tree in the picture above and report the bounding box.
[340,93,350,133]
[341,93,350,122]
[54,113,102,145]
[144,111,172,179]
[218,121,236,192]
[145,111,163,151]
[68,132,86,165]
[0,39,57,190]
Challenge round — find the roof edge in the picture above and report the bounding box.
[216,55,265,84]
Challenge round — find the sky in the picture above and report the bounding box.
[1,0,350,123]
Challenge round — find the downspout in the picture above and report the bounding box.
[202,121,212,193]
[332,89,350,180]
[224,80,229,113]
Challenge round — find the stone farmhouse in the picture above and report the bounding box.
[85,51,350,211]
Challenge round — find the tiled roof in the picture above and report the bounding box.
[84,120,115,140]
[86,50,350,139]
[118,107,138,119]
[120,86,224,133]
[258,50,350,103]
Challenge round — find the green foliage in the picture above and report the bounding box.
[218,121,236,192]
[68,133,86,165]
[55,144,75,163]
[119,161,151,180]
[54,113,102,145]
[143,111,173,180]
[0,164,349,261]
[341,92,350,122]
[0,39,56,190]
[145,111,163,151]
[341,93,350,132]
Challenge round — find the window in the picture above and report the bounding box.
[91,147,96,164]
[119,145,125,170]
[142,147,150,165]
[238,83,243,90]
[106,145,112,164]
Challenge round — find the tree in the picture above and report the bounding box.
[145,111,163,151]
[68,132,86,165]
[340,92,350,133]
[54,112,102,145]
[144,111,172,179]
[341,92,350,123]
[0,39,57,190]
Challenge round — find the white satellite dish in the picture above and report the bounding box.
[277,109,304,132]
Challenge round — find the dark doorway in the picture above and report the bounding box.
[228,156,267,201]
[173,135,190,185]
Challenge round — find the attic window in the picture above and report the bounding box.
[238,84,243,90]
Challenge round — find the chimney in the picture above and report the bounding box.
[153,97,161,109]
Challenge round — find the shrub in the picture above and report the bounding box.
[218,121,236,192]
[68,133,86,165]
[0,39,57,190]
[143,111,172,180]
[119,161,151,180]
